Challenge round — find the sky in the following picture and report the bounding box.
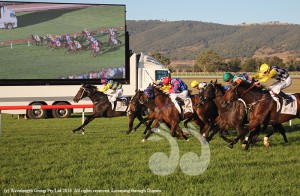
[3,0,300,25]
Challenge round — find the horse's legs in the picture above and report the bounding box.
[126,113,136,134]
[227,127,248,149]
[176,125,189,141]
[71,115,95,134]
[264,124,287,146]
[142,119,159,142]
[277,124,288,143]
[134,114,149,131]
[244,126,261,150]
[143,119,154,134]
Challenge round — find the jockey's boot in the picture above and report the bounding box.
[278,91,293,106]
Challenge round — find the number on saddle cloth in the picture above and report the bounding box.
[174,97,194,114]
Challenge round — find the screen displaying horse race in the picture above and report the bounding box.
[0,1,127,85]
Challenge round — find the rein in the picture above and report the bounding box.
[242,84,256,94]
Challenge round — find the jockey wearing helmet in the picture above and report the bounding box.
[191,80,208,92]
[162,77,189,113]
[98,78,123,105]
[223,72,234,90]
[156,77,172,92]
[253,63,292,105]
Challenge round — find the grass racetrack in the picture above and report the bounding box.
[0,114,299,195]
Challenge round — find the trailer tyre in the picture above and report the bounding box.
[27,103,47,119]
[52,102,72,118]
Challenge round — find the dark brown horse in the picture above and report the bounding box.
[139,85,192,141]
[198,81,250,145]
[221,82,300,149]
[126,90,149,134]
[72,84,129,134]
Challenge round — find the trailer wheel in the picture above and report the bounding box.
[27,103,47,119]
[6,23,13,29]
[51,102,72,118]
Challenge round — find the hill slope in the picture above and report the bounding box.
[127,20,300,60]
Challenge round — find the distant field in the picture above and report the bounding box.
[0,6,126,79]
[0,115,299,195]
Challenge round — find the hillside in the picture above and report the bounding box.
[127,20,300,61]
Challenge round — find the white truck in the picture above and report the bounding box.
[0,53,170,119]
[0,6,17,29]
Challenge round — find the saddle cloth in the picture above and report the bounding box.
[273,95,297,115]
[173,97,194,114]
[109,98,128,112]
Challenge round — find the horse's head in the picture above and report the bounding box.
[129,90,144,112]
[220,84,239,107]
[73,84,98,103]
[199,82,215,104]
[139,86,154,105]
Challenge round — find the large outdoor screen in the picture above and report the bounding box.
[0,1,128,85]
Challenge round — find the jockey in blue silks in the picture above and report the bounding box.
[162,77,189,113]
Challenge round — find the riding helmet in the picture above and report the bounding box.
[191,80,199,88]
[101,78,108,84]
[223,72,234,82]
[259,63,270,73]
[162,77,171,85]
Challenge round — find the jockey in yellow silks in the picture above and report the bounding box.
[98,78,123,108]
[253,63,292,105]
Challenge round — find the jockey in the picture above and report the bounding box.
[253,63,292,105]
[98,78,124,112]
[162,77,189,113]
[155,77,172,92]
[222,72,234,90]
[74,40,82,49]
[191,80,208,92]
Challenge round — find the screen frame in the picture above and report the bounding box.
[0,1,130,86]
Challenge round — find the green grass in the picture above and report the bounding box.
[0,5,126,79]
[0,114,300,195]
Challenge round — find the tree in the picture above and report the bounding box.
[194,50,223,72]
[148,51,171,66]
[241,58,260,72]
[226,58,242,72]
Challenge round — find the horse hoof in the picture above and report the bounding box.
[264,142,270,148]
[186,139,190,142]
[142,139,146,143]
[227,144,233,149]
[71,130,76,134]
[81,132,85,135]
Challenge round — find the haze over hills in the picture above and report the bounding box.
[127,20,300,62]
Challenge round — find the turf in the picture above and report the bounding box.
[0,114,299,195]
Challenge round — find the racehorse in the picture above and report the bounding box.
[72,84,129,134]
[198,81,249,144]
[221,82,300,149]
[139,84,193,141]
[126,90,149,134]
[107,28,121,47]
[31,34,44,46]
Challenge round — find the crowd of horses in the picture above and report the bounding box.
[71,81,300,150]
[30,28,122,57]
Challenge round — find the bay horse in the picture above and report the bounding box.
[198,81,249,145]
[72,84,130,134]
[126,90,149,134]
[139,85,196,141]
[221,82,300,149]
